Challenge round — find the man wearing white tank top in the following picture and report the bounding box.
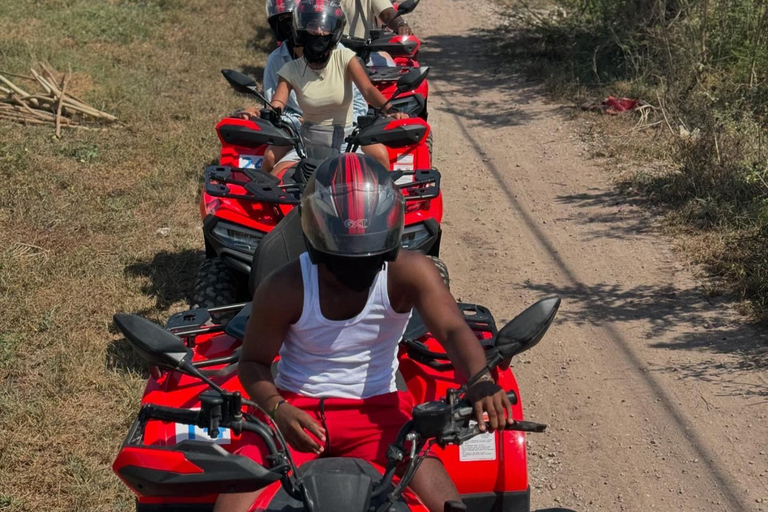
[215,155,513,512]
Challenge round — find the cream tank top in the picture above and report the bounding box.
[274,253,412,399]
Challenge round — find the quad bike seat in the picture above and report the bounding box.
[248,208,306,295]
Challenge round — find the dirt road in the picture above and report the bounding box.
[408,1,768,510]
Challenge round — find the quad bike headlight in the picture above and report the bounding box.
[401,223,431,250]
[389,95,425,118]
[211,221,266,255]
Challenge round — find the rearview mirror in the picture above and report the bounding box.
[495,297,560,359]
[396,66,429,93]
[114,313,192,370]
[396,0,420,14]
[221,69,259,95]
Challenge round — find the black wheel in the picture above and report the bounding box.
[427,255,449,289]
[190,257,249,311]
[426,131,434,163]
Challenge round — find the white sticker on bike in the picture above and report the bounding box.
[394,153,415,184]
[175,423,232,445]
[459,422,496,461]
[238,155,264,170]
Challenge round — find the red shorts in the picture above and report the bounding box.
[237,391,414,467]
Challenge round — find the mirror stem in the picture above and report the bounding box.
[458,351,503,395]
[179,360,227,394]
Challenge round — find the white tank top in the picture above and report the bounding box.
[275,253,412,399]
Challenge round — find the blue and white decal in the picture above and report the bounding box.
[175,422,232,445]
[238,155,264,170]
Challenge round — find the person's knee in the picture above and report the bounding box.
[409,457,461,512]
[363,144,390,169]
[213,490,260,512]
[263,147,277,172]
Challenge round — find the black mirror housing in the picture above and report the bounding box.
[221,69,259,95]
[114,313,192,370]
[396,0,420,14]
[396,66,429,93]
[495,297,561,360]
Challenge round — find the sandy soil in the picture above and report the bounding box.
[408,1,768,510]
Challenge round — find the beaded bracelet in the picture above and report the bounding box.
[269,399,287,419]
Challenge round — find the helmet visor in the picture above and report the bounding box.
[267,0,297,18]
[302,181,405,257]
[294,4,344,35]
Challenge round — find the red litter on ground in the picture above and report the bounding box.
[602,96,639,114]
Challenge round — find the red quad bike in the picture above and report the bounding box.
[341,1,430,124]
[195,67,442,308]
[342,32,430,127]
[112,296,561,512]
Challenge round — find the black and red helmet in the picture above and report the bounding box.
[292,0,346,48]
[266,0,298,41]
[301,154,404,259]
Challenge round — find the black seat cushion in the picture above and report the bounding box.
[249,208,307,295]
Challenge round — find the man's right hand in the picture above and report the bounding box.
[234,106,261,120]
[274,403,327,454]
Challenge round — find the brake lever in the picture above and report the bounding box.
[452,418,547,446]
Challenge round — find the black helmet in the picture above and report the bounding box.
[266,0,297,42]
[292,0,346,63]
[301,154,404,260]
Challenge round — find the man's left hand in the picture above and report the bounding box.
[465,379,513,432]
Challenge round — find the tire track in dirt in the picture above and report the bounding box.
[443,98,749,511]
[408,1,768,510]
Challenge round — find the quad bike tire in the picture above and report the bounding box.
[190,257,249,312]
[426,131,434,163]
[428,255,449,289]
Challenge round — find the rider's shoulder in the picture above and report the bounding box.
[257,259,303,302]
[389,250,431,280]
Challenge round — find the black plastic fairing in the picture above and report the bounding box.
[218,120,295,148]
[353,119,427,147]
[118,441,280,497]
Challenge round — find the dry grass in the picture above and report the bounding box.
[0,1,272,509]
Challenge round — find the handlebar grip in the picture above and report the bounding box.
[454,391,518,420]
[143,404,201,426]
[505,420,547,433]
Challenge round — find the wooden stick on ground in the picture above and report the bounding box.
[55,69,69,138]
[0,63,119,131]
